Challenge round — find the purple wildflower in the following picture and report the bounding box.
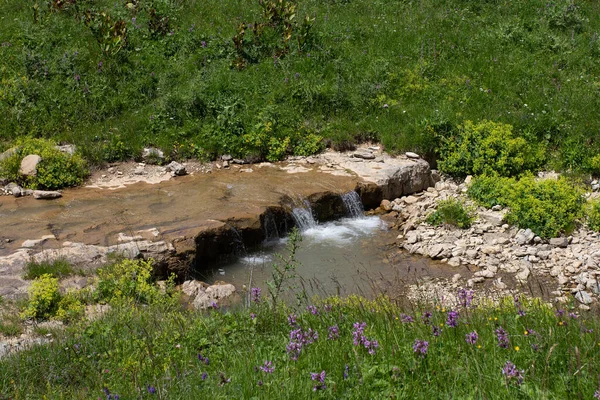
[287,328,318,360]
[555,309,565,318]
[97,61,103,72]
[323,304,333,313]
[400,313,414,323]
[147,385,156,394]
[328,325,339,340]
[286,341,303,361]
[568,312,578,319]
[307,305,318,315]
[458,288,474,308]
[198,353,210,365]
[201,40,207,48]
[103,387,110,396]
[259,361,275,374]
[465,331,478,345]
[446,311,459,328]
[343,364,349,380]
[413,339,429,357]
[531,343,539,351]
[250,313,256,320]
[352,322,367,345]
[251,287,261,303]
[288,313,297,327]
[421,311,432,324]
[502,361,524,385]
[432,326,442,336]
[496,327,510,349]
[74,74,80,82]
[517,309,526,317]
[201,372,208,380]
[257,380,263,386]
[210,302,218,309]
[310,370,326,391]
[594,390,600,399]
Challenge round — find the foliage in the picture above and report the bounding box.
[267,228,302,310]
[0,138,88,190]
[54,292,85,323]
[21,274,61,320]
[2,291,600,399]
[437,120,545,177]
[585,199,600,232]
[2,0,600,170]
[23,258,74,280]
[0,320,23,337]
[95,258,173,305]
[426,198,473,229]
[468,175,585,238]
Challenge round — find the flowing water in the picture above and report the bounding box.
[206,193,465,298]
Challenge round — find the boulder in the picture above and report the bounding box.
[142,147,165,163]
[221,154,233,161]
[0,147,18,163]
[33,190,62,199]
[353,151,376,160]
[380,199,393,211]
[192,283,236,309]
[165,161,186,176]
[55,144,76,155]
[515,228,535,245]
[575,290,593,305]
[20,154,42,177]
[549,237,569,248]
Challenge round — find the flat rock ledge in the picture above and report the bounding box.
[380,176,599,309]
[0,147,435,298]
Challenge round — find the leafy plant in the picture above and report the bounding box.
[438,120,545,178]
[0,138,88,190]
[267,227,301,311]
[22,274,61,320]
[426,198,473,229]
[95,258,173,305]
[586,199,600,232]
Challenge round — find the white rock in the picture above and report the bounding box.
[405,152,420,159]
[20,154,42,177]
[575,291,593,305]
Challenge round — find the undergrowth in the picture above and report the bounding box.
[1,0,600,171]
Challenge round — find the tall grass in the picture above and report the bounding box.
[1,292,599,399]
[1,0,600,170]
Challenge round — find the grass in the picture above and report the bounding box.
[0,293,599,399]
[1,0,600,172]
[23,258,75,280]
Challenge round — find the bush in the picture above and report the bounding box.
[466,175,514,208]
[23,259,74,280]
[468,175,585,238]
[95,259,170,305]
[22,274,61,320]
[426,198,473,229]
[437,120,545,178]
[586,199,600,232]
[54,292,85,323]
[0,138,88,190]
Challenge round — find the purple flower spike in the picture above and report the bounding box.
[251,287,261,303]
[446,311,459,328]
[502,361,524,385]
[413,339,429,357]
[310,370,326,391]
[465,331,478,345]
[259,360,275,374]
[496,327,510,349]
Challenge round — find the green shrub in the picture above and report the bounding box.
[586,199,600,232]
[23,259,74,280]
[438,120,545,177]
[426,198,473,229]
[466,175,514,208]
[22,274,61,320]
[469,175,585,238]
[95,259,168,305]
[504,177,584,238]
[0,138,88,190]
[54,292,85,323]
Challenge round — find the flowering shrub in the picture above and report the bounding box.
[21,274,61,320]
[426,198,473,229]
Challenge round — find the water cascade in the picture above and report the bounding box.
[341,191,364,218]
[290,202,318,230]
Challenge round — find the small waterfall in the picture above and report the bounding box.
[263,210,280,241]
[291,202,318,230]
[341,191,364,218]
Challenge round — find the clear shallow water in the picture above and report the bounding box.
[206,216,463,298]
